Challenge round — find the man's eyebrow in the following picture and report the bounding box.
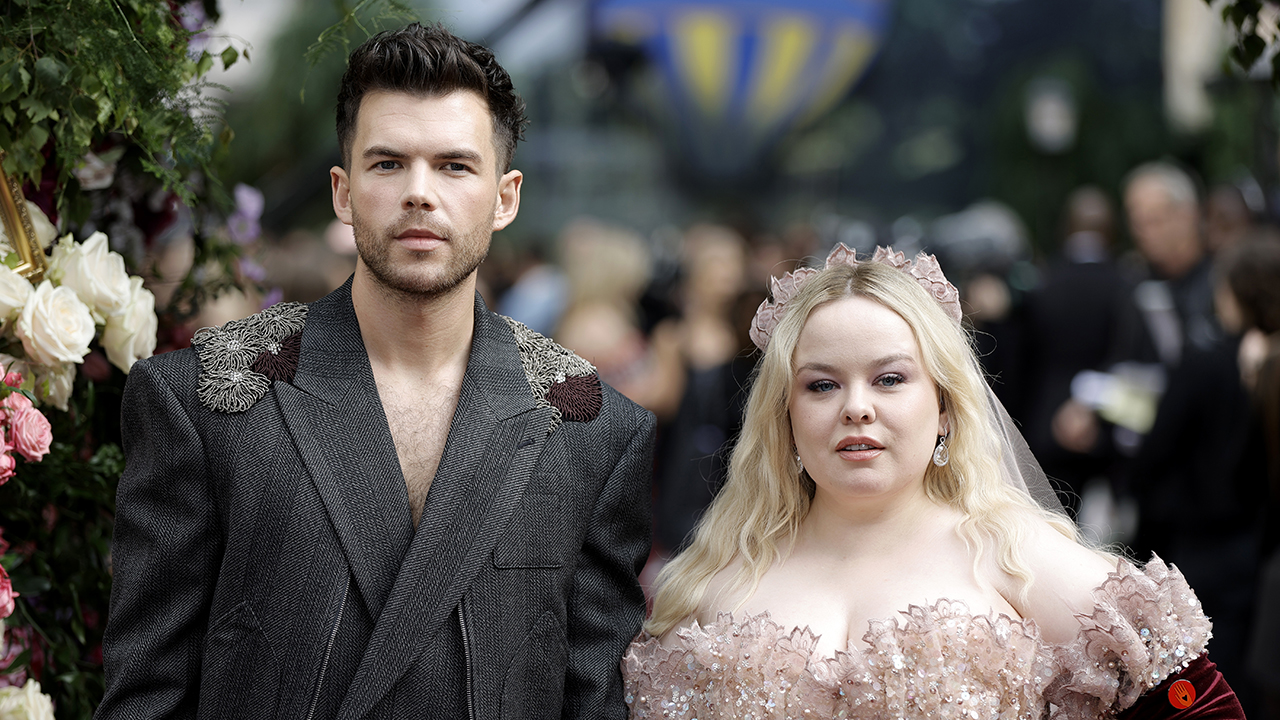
[362,146,407,160]
[436,149,483,163]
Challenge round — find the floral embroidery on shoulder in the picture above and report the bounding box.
[501,315,600,428]
[193,302,307,413]
[1046,556,1211,719]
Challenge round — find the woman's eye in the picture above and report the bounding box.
[877,374,905,387]
[808,380,837,393]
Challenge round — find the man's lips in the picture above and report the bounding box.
[395,230,445,250]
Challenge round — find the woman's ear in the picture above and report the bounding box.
[938,407,950,438]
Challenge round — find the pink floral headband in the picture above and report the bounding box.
[748,244,963,351]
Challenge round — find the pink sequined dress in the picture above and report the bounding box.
[623,557,1211,720]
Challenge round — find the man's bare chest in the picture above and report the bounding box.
[379,384,460,527]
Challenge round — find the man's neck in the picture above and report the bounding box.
[350,264,477,374]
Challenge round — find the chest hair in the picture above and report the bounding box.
[377,379,461,529]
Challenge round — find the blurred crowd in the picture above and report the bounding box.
[218,159,1280,719]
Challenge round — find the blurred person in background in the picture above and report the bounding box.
[1019,187,1146,519]
[555,218,685,421]
[653,225,757,556]
[1124,162,1220,366]
[261,228,357,303]
[1206,184,1256,255]
[497,238,568,336]
[1217,235,1280,720]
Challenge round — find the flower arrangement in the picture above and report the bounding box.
[0,208,157,411]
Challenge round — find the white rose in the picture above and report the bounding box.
[0,267,32,324]
[25,201,56,251]
[102,277,158,373]
[55,232,131,318]
[0,679,55,720]
[16,281,95,366]
[34,362,75,412]
[44,234,75,284]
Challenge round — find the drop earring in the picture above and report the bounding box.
[932,434,950,467]
[795,451,804,475]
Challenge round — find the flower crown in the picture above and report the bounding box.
[748,244,963,351]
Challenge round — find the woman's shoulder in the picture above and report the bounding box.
[1000,517,1118,644]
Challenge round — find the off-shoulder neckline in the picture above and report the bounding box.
[645,556,1146,662]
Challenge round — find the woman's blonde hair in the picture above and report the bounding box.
[645,259,1079,636]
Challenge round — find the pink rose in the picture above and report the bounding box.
[0,564,17,619]
[0,451,13,486]
[1,392,32,422]
[10,407,51,463]
[2,373,20,388]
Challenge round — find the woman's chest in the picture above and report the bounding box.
[714,561,1019,657]
[628,606,1055,720]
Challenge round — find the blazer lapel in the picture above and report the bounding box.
[275,281,415,621]
[337,294,552,720]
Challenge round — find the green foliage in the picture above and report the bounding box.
[1,368,127,718]
[1217,0,1280,84]
[304,0,415,78]
[0,0,239,210]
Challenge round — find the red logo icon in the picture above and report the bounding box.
[1169,679,1197,709]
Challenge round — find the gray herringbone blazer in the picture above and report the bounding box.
[96,281,655,720]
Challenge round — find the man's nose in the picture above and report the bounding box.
[401,164,437,210]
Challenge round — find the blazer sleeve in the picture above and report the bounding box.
[560,403,656,719]
[96,359,221,720]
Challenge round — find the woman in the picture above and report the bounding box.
[624,245,1242,719]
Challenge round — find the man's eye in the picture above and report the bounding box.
[375,160,399,171]
[445,162,469,172]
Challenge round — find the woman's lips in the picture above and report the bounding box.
[836,437,883,461]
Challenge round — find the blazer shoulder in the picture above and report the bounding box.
[190,302,309,414]
[496,313,604,425]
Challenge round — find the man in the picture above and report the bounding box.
[97,23,655,720]
[1123,161,1219,364]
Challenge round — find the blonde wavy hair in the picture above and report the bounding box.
[645,260,1080,637]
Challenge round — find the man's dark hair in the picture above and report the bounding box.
[336,22,528,172]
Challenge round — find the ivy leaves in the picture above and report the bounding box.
[0,1,242,214]
[1217,0,1280,84]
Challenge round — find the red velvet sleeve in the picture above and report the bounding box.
[1119,654,1245,720]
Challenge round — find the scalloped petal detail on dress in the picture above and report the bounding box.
[623,557,1212,720]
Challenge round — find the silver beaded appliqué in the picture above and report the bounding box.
[501,315,595,429]
[195,302,308,413]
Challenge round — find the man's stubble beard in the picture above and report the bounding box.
[352,206,491,299]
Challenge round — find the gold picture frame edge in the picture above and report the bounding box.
[0,151,47,283]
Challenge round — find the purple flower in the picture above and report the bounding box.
[234,183,265,220]
[178,1,208,32]
[239,257,267,283]
[227,212,261,245]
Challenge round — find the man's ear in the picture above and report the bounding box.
[493,169,522,231]
[331,166,353,225]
